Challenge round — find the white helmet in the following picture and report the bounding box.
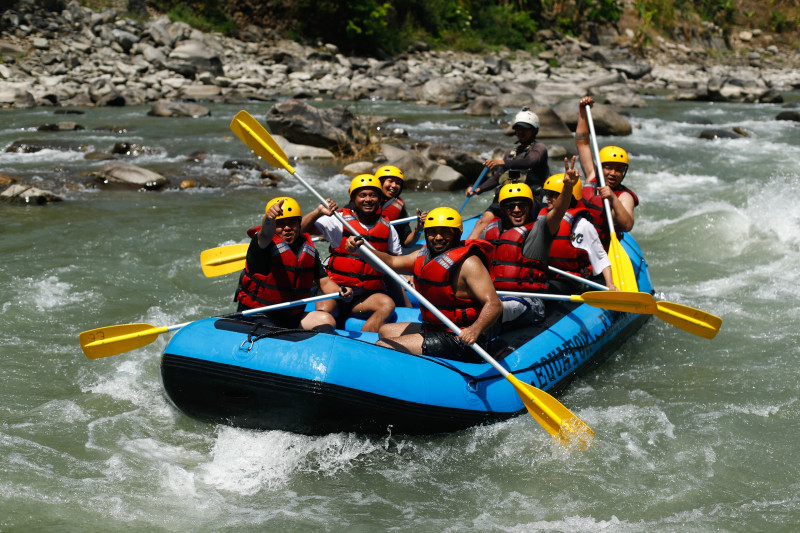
[513,108,540,130]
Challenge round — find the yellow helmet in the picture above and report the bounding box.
[374,165,404,182]
[543,173,582,202]
[349,174,382,196]
[599,146,629,166]
[498,182,534,205]
[424,207,463,237]
[265,196,302,219]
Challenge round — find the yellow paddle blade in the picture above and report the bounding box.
[576,291,657,314]
[79,323,169,359]
[200,243,248,277]
[655,301,722,340]
[230,110,295,174]
[507,375,595,449]
[608,235,639,292]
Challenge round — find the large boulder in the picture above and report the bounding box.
[93,161,168,190]
[418,78,468,105]
[465,96,504,117]
[591,47,652,80]
[88,79,125,107]
[379,144,465,191]
[553,101,632,136]
[272,135,335,159]
[167,39,224,78]
[266,99,368,155]
[532,106,572,138]
[707,75,772,103]
[425,143,484,177]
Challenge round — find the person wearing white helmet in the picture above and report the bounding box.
[465,107,550,239]
[574,96,639,245]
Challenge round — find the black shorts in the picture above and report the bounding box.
[420,331,485,363]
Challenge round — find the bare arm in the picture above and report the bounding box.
[300,198,338,235]
[345,236,418,274]
[575,96,596,183]
[401,209,426,247]
[457,255,502,345]
[600,189,635,232]
[256,199,284,248]
[318,275,354,299]
[545,156,581,236]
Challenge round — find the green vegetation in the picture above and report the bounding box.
[73,0,800,54]
[147,0,237,35]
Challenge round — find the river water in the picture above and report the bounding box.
[2,95,799,531]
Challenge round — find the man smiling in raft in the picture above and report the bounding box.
[346,207,501,362]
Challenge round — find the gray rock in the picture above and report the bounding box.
[147,100,210,117]
[266,99,368,154]
[88,79,125,106]
[1,184,62,205]
[465,96,504,116]
[552,101,631,136]
[342,161,376,176]
[776,110,800,122]
[532,106,573,138]
[37,122,84,131]
[591,48,652,80]
[93,161,167,190]
[426,144,483,177]
[698,129,745,140]
[418,78,467,105]
[6,139,88,153]
[167,39,223,78]
[272,134,335,159]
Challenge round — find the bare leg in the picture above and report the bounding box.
[376,322,423,353]
[300,310,336,333]
[352,292,395,332]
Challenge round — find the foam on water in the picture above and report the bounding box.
[198,427,385,494]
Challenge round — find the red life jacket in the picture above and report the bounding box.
[381,196,404,222]
[327,208,391,291]
[413,239,494,332]
[484,217,548,292]
[541,206,593,278]
[581,184,639,246]
[235,232,318,314]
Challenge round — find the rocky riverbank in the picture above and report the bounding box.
[2,0,800,204]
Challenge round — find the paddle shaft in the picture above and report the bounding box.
[311,215,417,243]
[82,293,341,351]
[585,105,618,238]
[549,265,607,291]
[459,167,489,214]
[267,141,517,380]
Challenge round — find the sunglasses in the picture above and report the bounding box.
[544,190,560,198]
[502,201,530,210]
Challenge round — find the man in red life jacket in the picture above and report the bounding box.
[541,173,617,294]
[345,207,501,362]
[234,197,352,332]
[375,165,427,248]
[574,96,639,245]
[478,158,580,330]
[465,107,550,239]
[300,174,401,332]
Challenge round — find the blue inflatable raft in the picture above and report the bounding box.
[161,228,652,436]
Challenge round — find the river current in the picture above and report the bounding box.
[1,95,799,531]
